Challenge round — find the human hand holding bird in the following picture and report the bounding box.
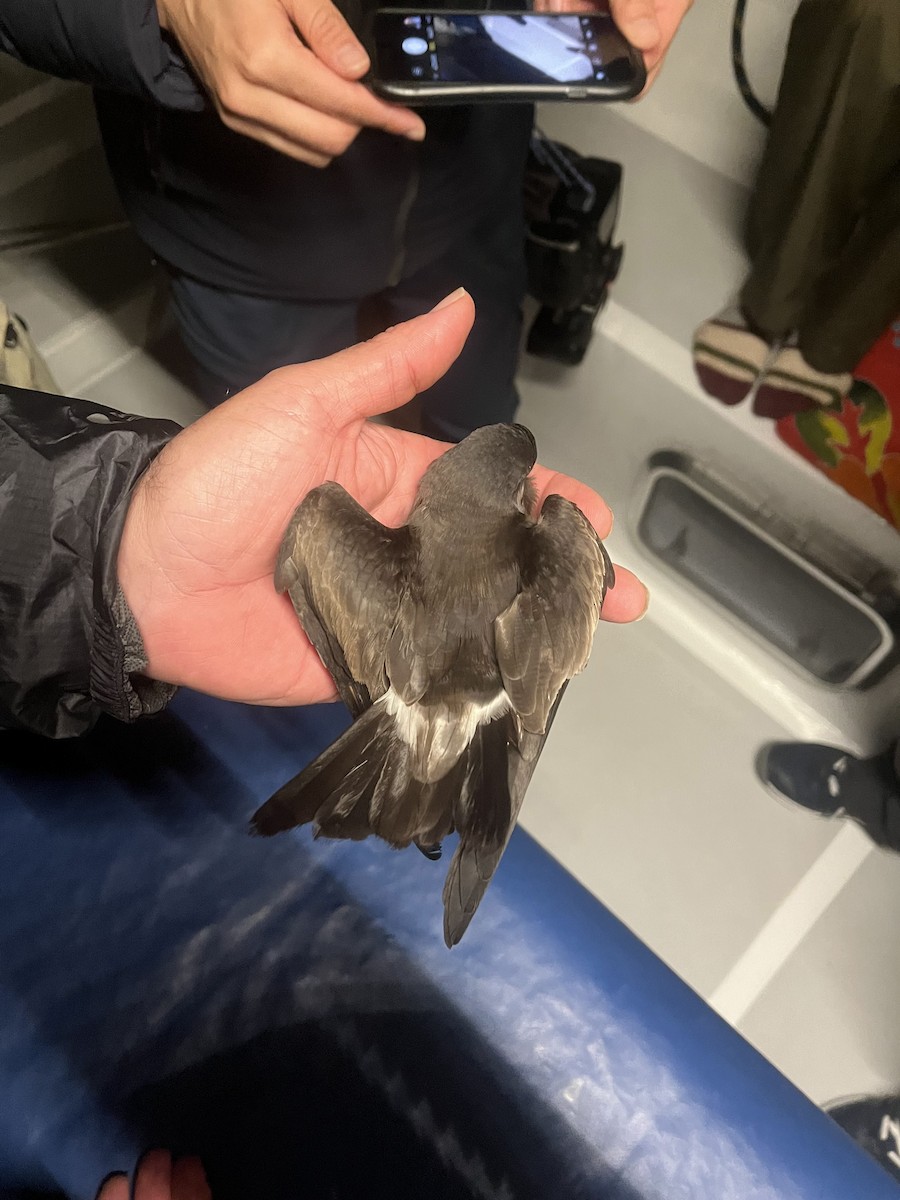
[117,288,646,944]
[118,289,645,707]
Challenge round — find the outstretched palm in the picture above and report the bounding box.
[118,293,646,707]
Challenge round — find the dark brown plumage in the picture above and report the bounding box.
[250,424,612,945]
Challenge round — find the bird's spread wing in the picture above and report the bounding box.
[442,690,566,947]
[443,498,612,946]
[494,494,612,736]
[275,482,408,716]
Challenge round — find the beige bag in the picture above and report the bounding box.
[0,299,57,392]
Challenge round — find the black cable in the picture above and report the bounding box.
[732,0,771,127]
[531,129,596,212]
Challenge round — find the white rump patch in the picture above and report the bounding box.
[380,687,510,783]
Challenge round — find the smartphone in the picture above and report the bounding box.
[370,6,646,104]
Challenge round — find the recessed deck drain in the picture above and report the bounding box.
[637,468,894,687]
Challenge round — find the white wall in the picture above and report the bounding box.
[615,0,800,187]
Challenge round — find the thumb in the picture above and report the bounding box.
[287,0,371,78]
[283,287,476,425]
[610,0,661,53]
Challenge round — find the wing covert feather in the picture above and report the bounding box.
[276,483,408,715]
[495,495,609,735]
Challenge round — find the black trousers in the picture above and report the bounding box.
[170,197,527,442]
[845,742,900,852]
[741,0,900,374]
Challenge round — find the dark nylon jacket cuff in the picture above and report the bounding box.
[91,514,179,727]
[0,388,181,738]
[0,0,204,110]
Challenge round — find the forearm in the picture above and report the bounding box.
[0,388,181,738]
[0,0,203,109]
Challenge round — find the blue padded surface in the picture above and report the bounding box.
[0,691,895,1199]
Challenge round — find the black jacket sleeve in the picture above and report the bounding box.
[0,0,204,109]
[0,387,182,738]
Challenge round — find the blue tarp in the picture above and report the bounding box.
[0,691,894,1198]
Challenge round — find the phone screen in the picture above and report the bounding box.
[373,10,636,88]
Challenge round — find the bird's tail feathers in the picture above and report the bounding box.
[453,713,513,849]
[250,703,388,839]
[251,700,514,866]
[441,715,518,948]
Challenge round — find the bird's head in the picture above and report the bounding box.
[413,424,538,520]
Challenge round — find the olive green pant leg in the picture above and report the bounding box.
[799,165,900,372]
[740,0,900,360]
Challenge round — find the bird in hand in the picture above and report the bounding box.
[250,422,614,946]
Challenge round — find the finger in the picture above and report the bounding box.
[134,1150,174,1200]
[222,105,358,168]
[172,1157,212,1200]
[248,39,425,140]
[96,1174,130,1200]
[286,0,371,79]
[253,287,476,427]
[659,0,694,46]
[530,469,648,622]
[651,0,694,62]
[641,52,665,92]
[600,565,648,623]
[531,468,613,540]
[535,0,594,10]
[230,80,423,162]
[628,46,665,99]
[609,0,661,54]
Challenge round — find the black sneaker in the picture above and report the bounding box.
[757,741,900,850]
[827,1094,900,1183]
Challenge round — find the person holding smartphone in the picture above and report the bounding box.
[1,1,691,440]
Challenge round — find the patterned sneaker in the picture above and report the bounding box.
[827,1094,900,1183]
[692,305,771,405]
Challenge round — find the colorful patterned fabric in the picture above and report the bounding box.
[776,321,900,531]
